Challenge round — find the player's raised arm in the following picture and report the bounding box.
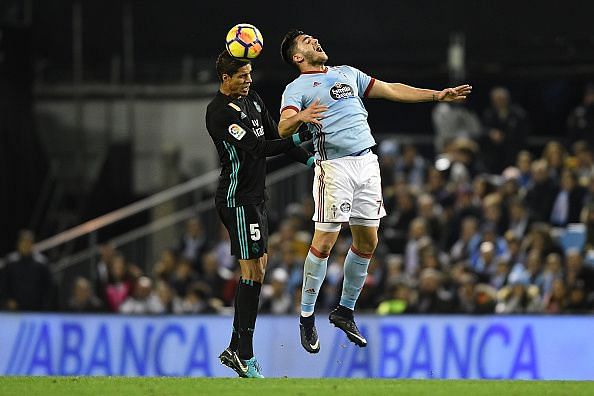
[367,80,472,103]
[278,99,328,138]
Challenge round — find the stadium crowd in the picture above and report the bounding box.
[1,84,594,315]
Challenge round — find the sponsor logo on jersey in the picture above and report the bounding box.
[253,101,261,112]
[340,202,351,213]
[330,82,355,100]
[251,119,264,137]
[313,81,321,87]
[228,124,246,140]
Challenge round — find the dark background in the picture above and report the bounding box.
[1,0,594,254]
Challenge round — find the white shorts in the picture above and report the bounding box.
[312,152,387,223]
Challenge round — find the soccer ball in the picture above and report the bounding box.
[225,24,264,60]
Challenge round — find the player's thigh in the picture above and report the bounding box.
[217,204,267,261]
[351,154,387,220]
[312,158,355,223]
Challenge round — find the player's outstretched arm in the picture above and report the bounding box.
[368,80,472,103]
[278,99,328,138]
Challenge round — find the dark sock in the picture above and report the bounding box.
[238,278,262,360]
[300,314,315,328]
[335,304,354,319]
[228,278,241,351]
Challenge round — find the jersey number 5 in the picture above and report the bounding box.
[250,223,261,241]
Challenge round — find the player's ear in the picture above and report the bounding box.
[222,73,230,83]
[293,53,304,64]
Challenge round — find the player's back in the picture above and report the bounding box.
[281,65,376,160]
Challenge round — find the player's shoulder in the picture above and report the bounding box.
[333,64,359,74]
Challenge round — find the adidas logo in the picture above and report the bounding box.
[305,288,316,294]
[313,81,321,87]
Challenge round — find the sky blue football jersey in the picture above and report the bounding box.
[281,65,377,160]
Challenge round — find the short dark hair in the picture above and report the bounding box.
[280,29,304,66]
[215,50,250,82]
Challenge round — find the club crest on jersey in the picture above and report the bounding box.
[340,202,351,213]
[228,123,246,140]
[330,82,354,100]
[253,101,261,112]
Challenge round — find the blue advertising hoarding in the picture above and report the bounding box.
[0,314,593,379]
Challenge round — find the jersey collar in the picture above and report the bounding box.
[301,66,328,75]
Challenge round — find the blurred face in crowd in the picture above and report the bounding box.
[419,271,440,293]
[551,278,566,300]
[516,151,533,173]
[160,249,177,271]
[110,255,127,281]
[409,218,427,240]
[156,281,173,304]
[99,243,116,263]
[135,277,153,300]
[560,170,576,191]
[480,242,495,263]
[490,87,510,112]
[543,141,564,168]
[566,250,583,272]
[461,217,478,241]
[187,219,202,238]
[17,231,34,256]
[509,202,526,222]
[73,278,92,304]
[402,144,417,164]
[531,160,549,183]
[202,253,219,275]
[176,259,193,278]
[545,253,562,273]
[526,251,542,275]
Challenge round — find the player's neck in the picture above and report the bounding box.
[300,64,327,74]
[219,87,243,100]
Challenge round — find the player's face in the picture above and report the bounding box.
[295,34,328,65]
[223,64,252,98]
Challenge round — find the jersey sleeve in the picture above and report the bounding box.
[208,105,296,158]
[347,66,376,98]
[280,83,303,114]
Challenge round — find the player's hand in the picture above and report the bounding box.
[436,84,472,102]
[299,99,328,125]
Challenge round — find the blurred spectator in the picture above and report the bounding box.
[565,280,590,313]
[404,218,431,276]
[67,277,104,312]
[416,269,453,313]
[0,230,53,311]
[212,223,234,271]
[179,282,222,314]
[549,169,587,227]
[432,102,482,152]
[177,218,211,272]
[119,276,163,314]
[383,187,417,253]
[542,278,567,314]
[567,83,594,145]
[155,280,183,314]
[525,160,558,222]
[153,248,178,282]
[260,268,292,314]
[394,144,427,191]
[480,86,531,173]
[94,242,116,298]
[515,150,534,192]
[507,198,532,239]
[200,251,234,305]
[378,139,399,188]
[538,253,563,296]
[541,141,568,182]
[417,194,443,244]
[169,258,197,298]
[104,254,135,312]
[450,216,480,262]
[572,140,594,186]
[565,248,594,294]
[495,274,542,314]
[377,280,417,314]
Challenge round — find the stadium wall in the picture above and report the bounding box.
[1,314,592,380]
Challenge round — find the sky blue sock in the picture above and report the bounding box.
[340,246,371,310]
[301,248,328,316]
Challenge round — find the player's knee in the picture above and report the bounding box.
[354,237,378,255]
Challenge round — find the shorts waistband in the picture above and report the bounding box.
[348,148,372,157]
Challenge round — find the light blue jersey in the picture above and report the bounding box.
[281,65,376,160]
